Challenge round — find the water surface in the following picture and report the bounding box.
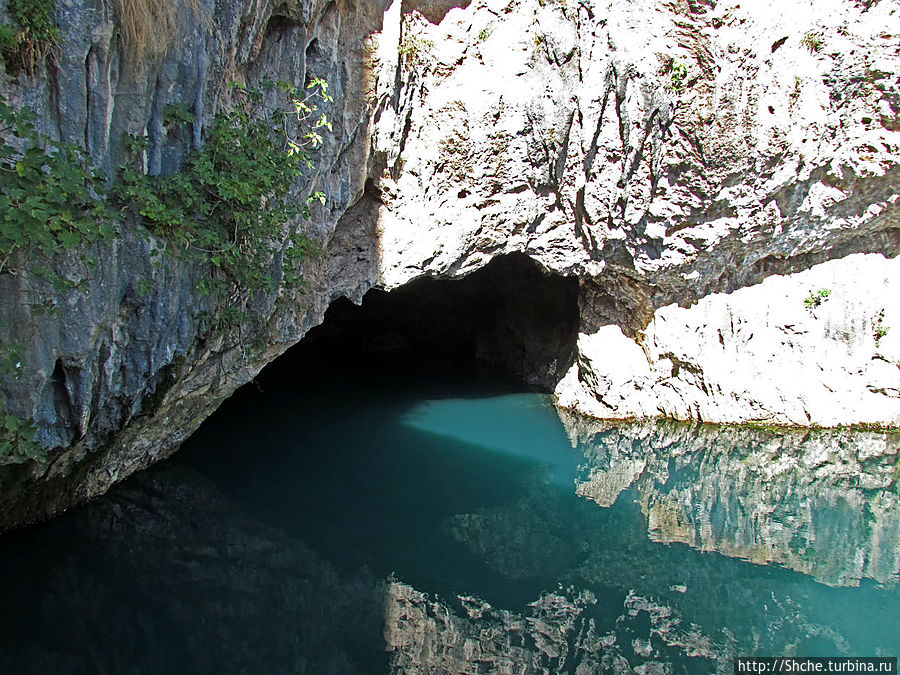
[1,367,898,673]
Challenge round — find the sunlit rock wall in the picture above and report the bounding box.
[556,253,900,426]
[370,0,900,425]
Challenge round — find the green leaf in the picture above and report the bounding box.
[58,230,81,249]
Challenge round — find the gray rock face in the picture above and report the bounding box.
[0,0,388,529]
[1,0,899,528]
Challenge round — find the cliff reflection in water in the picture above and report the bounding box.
[565,414,900,588]
[1,372,899,673]
[391,410,900,669]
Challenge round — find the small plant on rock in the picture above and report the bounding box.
[800,30,825,53]
[803,288,831,310]
[669,61,689,94]
[0,0,58,76]
[398,33,434,68]
[0,343,44,462]
[874,309,889,346]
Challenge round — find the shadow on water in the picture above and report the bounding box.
[0,461,389,674]
[174,366,578,608]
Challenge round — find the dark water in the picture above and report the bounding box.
[1,367,899,673]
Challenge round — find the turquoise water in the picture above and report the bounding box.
[0,366,898,673]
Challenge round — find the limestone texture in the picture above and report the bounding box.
[0,0,387,529]
[369,0,900,425]
[556,253,900,426]
[0,0,899,528]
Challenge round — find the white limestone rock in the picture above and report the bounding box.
[370,0,900,427]
[555,253,900,426]
[373,0,900,291]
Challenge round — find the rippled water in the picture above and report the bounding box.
[1,367,898,673]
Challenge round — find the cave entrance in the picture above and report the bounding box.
[262,253,579,391]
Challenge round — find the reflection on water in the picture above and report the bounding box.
[0,465,388,675]
[566,414,900,588]
[0,370,897,673]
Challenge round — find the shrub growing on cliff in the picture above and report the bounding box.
[800,30,825,53]
[0,344,43,462]
[398,33,434,69]
[658,56,689,95]
[0,0,58,76]
[0,400,42,461]
[803,288,831,310]
[669,61,688,94]
[874,309,889,346]
[0,100,113,282]
[114,78,332,296]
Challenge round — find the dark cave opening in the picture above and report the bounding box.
[261,253,579,391]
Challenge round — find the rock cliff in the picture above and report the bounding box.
[369,0,900,425]
[1,0,899,529]
[0,0,389,528]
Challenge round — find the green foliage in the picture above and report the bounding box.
[398,33,434,68]
[874,308,889,346]
[477,28,491,42]
[0,99,114,285]
[0,343,44,461]
[200,305,250,335]
[136,276,154,297]
[0,399,42,461]
[163,102,195,131]
[669,61,688,94]
[1,0,58,75]
[0,23,17,53]
[0,76,333,457]
[0,342,23,379]
[113,78,331,297]
[800,30,824,53]
[803,288,831,310]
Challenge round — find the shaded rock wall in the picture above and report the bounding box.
[0,0,388,530]
[284,253,578,389]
